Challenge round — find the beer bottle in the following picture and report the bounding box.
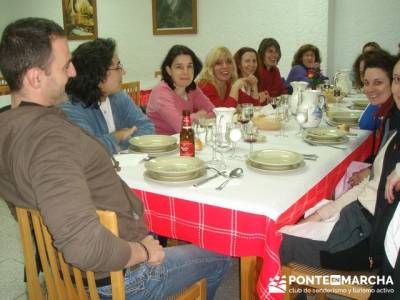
[180,110,195,157]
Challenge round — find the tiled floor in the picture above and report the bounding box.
[0,199,239,299]
[0,200,27,300]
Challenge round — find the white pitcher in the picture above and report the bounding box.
[333,69,352,96]
[298,90,325,128]
[213,107,236,146]
[289,81,308,115]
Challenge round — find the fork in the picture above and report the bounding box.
[304,140,347,150]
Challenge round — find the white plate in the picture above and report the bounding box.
[145,156,205,177]
[247,161,305,174]
[304,135,349,145]
[144,169,207,185]
[129,135,177,150]
[248,149,303,167]
[329,111,361,123]
[130,143,178,153]
[304,127,346,140]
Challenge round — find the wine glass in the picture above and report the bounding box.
[226,123,242,159]
[238,103,254,128]
[334,87,342,108]
[243,123,258,155]
[276,104,289,137]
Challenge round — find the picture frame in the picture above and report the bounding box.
[152,0,197,35]
[62,0,98,40]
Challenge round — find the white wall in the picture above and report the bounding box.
[330,0,400,77]
[0,0,398,92]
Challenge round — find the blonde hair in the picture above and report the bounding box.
[198,46,238,98]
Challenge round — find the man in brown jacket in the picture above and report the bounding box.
[0,17,230,299]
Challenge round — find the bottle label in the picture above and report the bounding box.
[180,140,195,157]
[182,116,191,127]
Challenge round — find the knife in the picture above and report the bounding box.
[193,173,220,187]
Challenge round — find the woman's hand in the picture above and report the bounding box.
[258,91,269,104]
[112,127,137,141]
[385,169,400,204]
[347,167,370,187]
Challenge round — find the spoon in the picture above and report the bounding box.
[215,168,244,190]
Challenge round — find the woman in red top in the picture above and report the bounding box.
[197,46,250,108]
[257,38,287,101]
[233,47,268,106]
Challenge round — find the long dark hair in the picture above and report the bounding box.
[257,38,281,68]
[233,47,260,80]
[0,17,65,91]
[161,45,202,92]
[66,38,116,107]
[291,44,321,67]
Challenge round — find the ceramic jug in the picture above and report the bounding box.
[298,90,325,128]
[333,69,352,96]
[213,107,236,146]
[289,81,308,115]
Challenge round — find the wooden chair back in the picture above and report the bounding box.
[16,207,125,300]
[282,262,374,300]
[154,70,162,78]
[121,81,140,106]
[16,206,207,300]
[0,76,7,86]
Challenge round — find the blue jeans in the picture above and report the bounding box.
[97,244,232,300]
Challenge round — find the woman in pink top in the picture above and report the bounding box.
[147,45,214,135]
[197,46,251,108]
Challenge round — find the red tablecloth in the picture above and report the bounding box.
[132,134,372,300]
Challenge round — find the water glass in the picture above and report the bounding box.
[243,123,258,155]
[296,108,308,135]
[226,123,242,159]
[276,104,289,137]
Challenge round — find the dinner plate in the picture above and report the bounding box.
[248,149,303,168]
[325,117,359,128]
[246,160,305,174]
[129,143,178,153]
[247,159,304,171]
[144,169,207,185]
[129,135,177,150]
[304,127,346,141]
[303,135,349,145]
[144,156,205,177]
[352,99,369,109]
[328,111,361,123]
[129,146,179,156]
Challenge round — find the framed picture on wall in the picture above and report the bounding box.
[152,0,197,35]
[62,0,98,40]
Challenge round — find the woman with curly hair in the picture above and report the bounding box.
[197,46,250,108]
[60,38,154,154]
[147,45,214,135]
[285,44,328,91]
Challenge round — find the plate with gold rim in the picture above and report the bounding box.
[248,149,303,168]
[144,169,207,184]
[304,127,346,141]
[246,160,305,174]
[144,156,205,177]
[129,135,177,150]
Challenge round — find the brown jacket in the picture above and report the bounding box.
[0,104,148,274]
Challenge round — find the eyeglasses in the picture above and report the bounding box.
[108,62,124,71]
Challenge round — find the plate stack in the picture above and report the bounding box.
[247,149,304,173]
[303,127,348,145]
[144,156,206,184]
[326,111,361,127]
[129,135,178,155]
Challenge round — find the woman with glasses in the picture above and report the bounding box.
[60,38,154,154]
[147,45,214,135]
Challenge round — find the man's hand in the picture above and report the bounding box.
[140,235,165,266]
[385,169,400,204]
[112,127,137,142]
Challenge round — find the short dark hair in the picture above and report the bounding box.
[363,49,396,83]
[161,45,202,92]
[352,53,366,89]
[0,17,65,91]
[233,47,260,80]
[291,44,322,67]
[66,38,116,107]
[362,41,381,53]
[257,38,281,66]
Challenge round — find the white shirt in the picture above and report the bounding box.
[99,97,116,133]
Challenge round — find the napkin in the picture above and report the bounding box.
[114,153,148,168]
[278,199,339,241]
[260,104,275,116]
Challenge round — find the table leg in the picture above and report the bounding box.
[240,256,261,300]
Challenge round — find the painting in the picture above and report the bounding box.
[152,0,197,35]
[62,0,98,40]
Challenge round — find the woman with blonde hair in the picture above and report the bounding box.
[198,46,251,108]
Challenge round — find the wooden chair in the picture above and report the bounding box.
[0,76,7,86]
[121,81,140,106]
[16,207,206,300]
[282,262,374,300]
[0,84,10,96]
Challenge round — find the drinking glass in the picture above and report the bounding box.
[243,123,258,155]
[238,103,254,129]
[276,104,289,137]
[334,87,342,108]
[226,123,242,159]
[206,124,227,170]
[296,107,308,136]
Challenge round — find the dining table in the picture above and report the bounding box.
[117,113,373,300]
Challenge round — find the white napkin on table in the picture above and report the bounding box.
[260,104,275,116]
[114,153,148,168]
